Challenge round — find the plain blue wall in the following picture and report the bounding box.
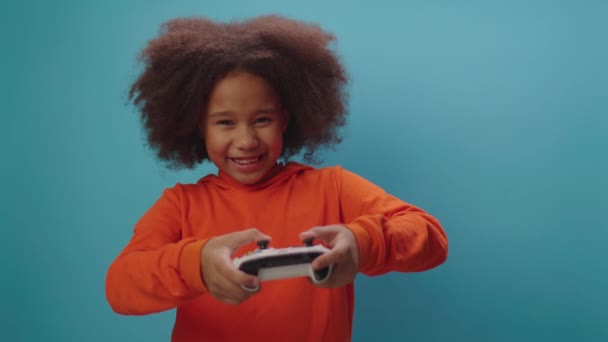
[3,0,606,341]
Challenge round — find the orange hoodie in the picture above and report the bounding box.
[106,162,448,341]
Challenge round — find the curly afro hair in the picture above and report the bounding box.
[128,15,350,169]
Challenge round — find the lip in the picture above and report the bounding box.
[229,154,265,173]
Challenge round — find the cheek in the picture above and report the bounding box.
[269,129,285,151]
[203,132,226,155]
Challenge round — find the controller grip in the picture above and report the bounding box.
[311,264,333,283]
[315,268,329,281]
[241,283,260,292]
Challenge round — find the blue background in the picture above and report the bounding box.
[2,0,606,341]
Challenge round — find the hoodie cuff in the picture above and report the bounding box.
[344,222,374,273]
[180,239,210,294]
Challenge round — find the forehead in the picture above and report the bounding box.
[206,70,281,111]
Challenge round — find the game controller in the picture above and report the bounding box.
[232,238,334,292]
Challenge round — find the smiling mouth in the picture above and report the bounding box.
[230,155,263,165]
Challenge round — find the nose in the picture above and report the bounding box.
[235,126,259,150]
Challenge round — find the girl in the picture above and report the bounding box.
[106,15,448,342]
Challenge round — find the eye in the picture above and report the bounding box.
[255,117,273,124]
[216,120,234,126]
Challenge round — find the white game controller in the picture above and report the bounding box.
[232,239,334,292]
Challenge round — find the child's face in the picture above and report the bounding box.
[202,70,287,185]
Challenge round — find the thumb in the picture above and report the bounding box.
[227,228,271,251]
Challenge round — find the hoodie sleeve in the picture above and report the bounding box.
[337,167,448,276]
[105,185,209,315]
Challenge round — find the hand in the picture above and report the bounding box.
[299,225,360,288]
[200,228,271,305]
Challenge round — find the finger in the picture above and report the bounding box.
[299,226,338,244]
[212,272,259,304]
[220,258,261,290]
[227,228,272,252]
[214,286,250,305]
[311,247,345,271]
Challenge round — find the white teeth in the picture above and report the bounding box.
[232,157,260,165]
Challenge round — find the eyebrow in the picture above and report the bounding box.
[208,111,233,118]
[208,108,278,118]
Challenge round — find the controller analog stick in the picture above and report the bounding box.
[257,240,270,249]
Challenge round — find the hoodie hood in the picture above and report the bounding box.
[198,161,313,191]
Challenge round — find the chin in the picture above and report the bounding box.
[227,169,265,184]
[240,175,265,185]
